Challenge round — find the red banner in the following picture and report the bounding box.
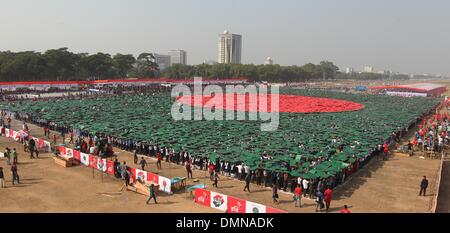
[147,172,159,184]
[90,156,97,168]
[128,167,136,180]
[194,188,211,207]
[73,150,81,161]
[58,146,66,155]
[227,196,246,213]
[106,160,114,175]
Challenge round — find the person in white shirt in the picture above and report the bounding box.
[236,164,242,179]
[244,165,250,177]
[302,179,309,197]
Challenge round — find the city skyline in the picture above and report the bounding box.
[1,0,450,75]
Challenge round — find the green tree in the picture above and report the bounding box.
[113,54,136,77]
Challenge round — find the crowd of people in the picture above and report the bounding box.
[0,83,444,212]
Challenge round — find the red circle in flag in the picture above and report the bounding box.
[176,94,364,113]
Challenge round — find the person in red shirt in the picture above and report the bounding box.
[294,184,302,207]
[324,187,333,212]
[340,205,351,213]
[185,161,193,179]
[43,126,49,138]
[156,152,162,169]
[209,163,215,181]
[383,142,389,161]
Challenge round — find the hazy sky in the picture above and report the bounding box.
[1,0,449,75]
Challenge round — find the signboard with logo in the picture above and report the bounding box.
[210,191,228,211]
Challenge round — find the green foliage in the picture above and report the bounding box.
[161,62,339,82]
[0,48,151,81]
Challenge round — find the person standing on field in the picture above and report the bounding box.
[186,161,193,179]
[140,157,147,171]
[11,162,20,185]
[294,184,302,207]
[419,176,428,196]
[146,184,157,204]
[243,173,251,192]
[5,148,11,165]
[12,148,18,164]
[324,187,333,212]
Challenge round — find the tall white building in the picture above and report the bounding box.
[362,66,374,73]
[218,30,242,64]
[154,54,171,70]
[169,50,187,66]
[345,67,354,74]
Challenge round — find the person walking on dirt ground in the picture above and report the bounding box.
[156,152,162,169]
[146,184,157,204]
[133,150,138,164]
[44,125,49,138]
[11,162,20,185]
[0,167,5,188]
[29,138,35,159]
[243,173,251,192]
[5,147,11,165]
[140,157,147,171]
[315,190,325,212]
[419,176,428,196]
[209,163,215,181]
[272,183,279,203]
[123,168,130,188]
[324,187,333,212]
[212,172,219,188]
[294,184,302,207]
[34,144,39,158]
[186,161,193,179]
[12,148,18,164]
[52,134,57,145]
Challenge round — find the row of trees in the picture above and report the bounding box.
[161,61,339,82]
[0,48,159,81]
[0,47,409,82]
